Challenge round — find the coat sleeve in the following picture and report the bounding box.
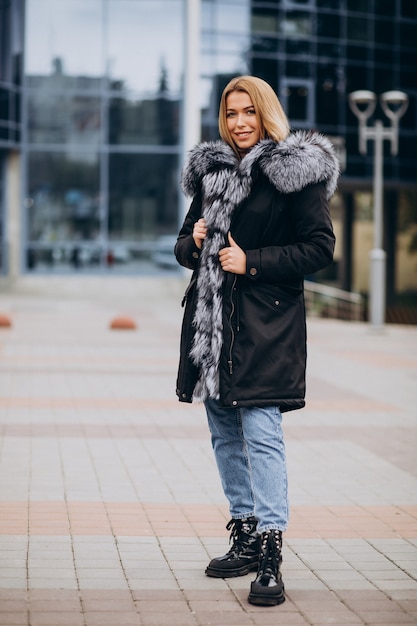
[174,192,203,270]
[245,182,335,282]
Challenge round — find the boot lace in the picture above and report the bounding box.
[225,518,256,557]
[258,529,282,585]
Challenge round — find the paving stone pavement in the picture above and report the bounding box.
[0,277,416,626]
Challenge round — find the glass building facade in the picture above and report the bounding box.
[0,0,416,307]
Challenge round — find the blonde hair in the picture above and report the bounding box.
[218,76,290,152]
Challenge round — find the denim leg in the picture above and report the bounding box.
[240,405,289,533]
[204,399,255,519]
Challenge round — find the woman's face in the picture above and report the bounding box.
[226,90,261,152]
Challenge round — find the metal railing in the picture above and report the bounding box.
[304,280,364,322]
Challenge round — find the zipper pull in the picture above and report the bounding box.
[228,360,233,375]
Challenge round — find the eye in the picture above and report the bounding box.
[226,111,236,118]
[247,109,256,115]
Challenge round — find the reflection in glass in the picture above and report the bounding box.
[0,153,5,272]
[27,151,100,244]
[252,36,279,53]
[215,2,249,34]
[25,0,103,85]
[109,90,180,146]
[252,9,279,34]
[317,13,340,38]
[316,66,339,127]
[281,12,311,37]
[108,153,179,242]
[252,58,279,94]
[288,86,308,120]
[107,1,183,94]
[28,91,101,145]
[0,87,10,121]
[347,16,368,42]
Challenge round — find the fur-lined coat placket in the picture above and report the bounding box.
[175,130,339,412]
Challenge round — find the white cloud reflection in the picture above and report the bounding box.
[25,0,184,95]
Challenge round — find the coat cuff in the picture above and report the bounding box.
[245,249,261,280]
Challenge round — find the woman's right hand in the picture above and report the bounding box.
[193,218,207,249]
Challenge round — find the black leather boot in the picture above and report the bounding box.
[205,516,260,578]
[248,529,285,606]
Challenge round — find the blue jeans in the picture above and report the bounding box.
[204,399,288,533]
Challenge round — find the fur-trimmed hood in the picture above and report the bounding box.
[181,130,340,201]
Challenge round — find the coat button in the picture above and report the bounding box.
[192,251,199,259]
[249,267,257,276]
[232,400,238,406]
[275,300,280,305]
[182,393,187,398]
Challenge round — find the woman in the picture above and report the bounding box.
[175,76,338,606]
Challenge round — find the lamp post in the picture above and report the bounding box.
[348,90,408,329]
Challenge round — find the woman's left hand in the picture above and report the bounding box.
[219,233,246,275]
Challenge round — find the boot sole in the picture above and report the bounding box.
[248,582,285,606]
[205,562,258,578]
[248,591,285,606]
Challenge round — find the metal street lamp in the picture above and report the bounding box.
[348,89,408,329]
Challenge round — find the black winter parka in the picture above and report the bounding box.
[175,131,338,412]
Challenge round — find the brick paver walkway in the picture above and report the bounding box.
[0,278,416,626]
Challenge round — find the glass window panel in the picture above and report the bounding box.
[375,19,395,45]
[251,58,279,94]
[0,87,10,121]
[281,11,312,37]
[347,44,368,61]
[346,65,367,92]
[28,92,101,145]
[213,51,249,76]
[0,0,11,82]
[374,0,396,17]
[215,33,250,55]
[317,0,342,7]
[107,1,183,94]
[318,42,343,57]
[347,16,368,41]
[400,22,416,47]
[346,0,368,12]
[286,60,311,78]
[374,46,395,65]
[316,66,339,126]
[108,153,179,242]
[286,39,311,55]
[0,162,7,272]
[399,48,417,69]
[401,0,417,18]
[26,151,100,244]
[215,2,250,34]
[317,13,340,38]
[283,83,310,120]
[374,67,395,93]
[25,0,103,88]
[201,1,214,30]
[109,92,180,146]
[252,9,279,34]
[251,35,279,53]
[397,191,417,291]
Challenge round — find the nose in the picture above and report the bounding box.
[236,113,245,127]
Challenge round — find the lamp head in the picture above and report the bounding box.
[348,90,377,121]
[380,90,409,121]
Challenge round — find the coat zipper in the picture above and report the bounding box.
[228,275,238,375]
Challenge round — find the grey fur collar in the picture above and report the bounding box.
[182,130,339,201]
[183,131,339,402]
